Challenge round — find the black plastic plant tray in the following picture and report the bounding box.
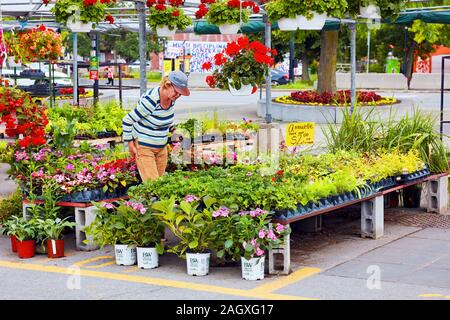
[396,168,431,184]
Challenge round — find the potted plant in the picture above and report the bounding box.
[38,217,76,258]
[3,31,23,67]
[265,0,297,31]
[18,25,64,63]
[146,0,192,37]
[84,201,157,266]
[220,208,291,280]
[201,0,259,35]
[202,36,275,96]
[10,217,37,259]
[50,0,111,33]
[0,216,21,253]
[152,196,217,276]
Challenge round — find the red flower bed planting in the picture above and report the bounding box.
[290,90,382,105]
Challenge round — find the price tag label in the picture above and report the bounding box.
[90,56,99,71]
[286,122,315,146]
[89,70,99,80]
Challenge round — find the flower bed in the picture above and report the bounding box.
[274,90,398,107]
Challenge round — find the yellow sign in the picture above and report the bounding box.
[286,122,315,146]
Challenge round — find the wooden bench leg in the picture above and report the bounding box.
[361,195,384,239]
[75,206,99,251]
[426,176,449,215]
[268,223,291,275]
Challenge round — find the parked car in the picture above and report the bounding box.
[1,64,72,86]
[270,68,289,85]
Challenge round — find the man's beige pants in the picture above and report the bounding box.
[134,141,168,181]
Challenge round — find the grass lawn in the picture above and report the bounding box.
[274,74,317,90]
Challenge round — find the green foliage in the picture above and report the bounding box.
[206,0,250,25]
[0,190,23,223]
[151,197,216,257]
[2,216,37,242]
[147,6,192,31]
[266,0,349,21]
[51,0,107,25]
[37,217,76,240]
[84,201,164,251]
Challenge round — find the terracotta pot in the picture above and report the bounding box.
[16,240,35,259]
[46,239,65,258]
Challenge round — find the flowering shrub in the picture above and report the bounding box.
[202,36,275,91]
[58,87,86,95]
[18,25,63,62]
[146,0,192,31]
[196,0,259,26]
[84,200,165,249]
[3,32,23,63]
[49,0,113,25]
[0,86,48,148]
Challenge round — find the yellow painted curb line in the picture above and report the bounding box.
[0,260,317,300]
[250,267,322,294]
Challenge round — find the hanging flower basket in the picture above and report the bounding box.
[296,12,328,30]
[277,17,298,31]
[156,25,176,37]
[67,19,93,33]
[360,5,381,19]
[218,23,241,35]
[228,79,253,96]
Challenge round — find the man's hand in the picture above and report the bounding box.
[128,141,137,159]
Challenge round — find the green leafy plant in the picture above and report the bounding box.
[205,0,250,26]
[6,217,37,242]
[0,190,23,223]
[147,5,192,31]
[35,217,76,241]
[151,196,217,257]
[84,201,164,253]
[51,0,107,25]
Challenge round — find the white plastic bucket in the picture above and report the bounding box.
[218,23,241,34]
[114,244,137,266]
[67,20,93,33]
[137,247,159,269]
[296,12,327,30]
[241,256,265,280]
[228,79,253,96]
[186,252,210,276]
[156,26,176,37]
[277,17,297,31]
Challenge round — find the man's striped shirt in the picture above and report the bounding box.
[122,87,174,148]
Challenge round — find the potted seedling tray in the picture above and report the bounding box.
[396,168,431,184]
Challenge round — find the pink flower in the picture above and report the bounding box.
[258,229,266,239]
[267,229,278,241]
[66,164,75,171]
[250,239,257,246]
[256,247,264,256]
[276,224,285,232]
[102,203,115,209]
[212,206,230,218]
[246,172,253,177]
[184,195,199,203]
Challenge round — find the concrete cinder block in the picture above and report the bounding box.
[268,223,291,275]
[427,176,449,215]
[361,195,384,239]
[75,206,99,251]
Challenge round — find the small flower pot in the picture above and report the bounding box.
[241,256,265,281]
[296,12,327,30]
[10,236,18,252]
[156,26,176,37]
[186,252,210,276]
[67,19,93,33]
[218,23,240,34]
[17,240,35,259]
[228,79,253,96]
[114,244,137,266]
[277,17,298,31]
[47,239,65,258]
[137,247,159,269]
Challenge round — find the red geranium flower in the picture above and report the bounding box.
[202,61,212,71]
[214,53,227,66]
[105,14,115,24]
[172,9,180,17]
[225,41,241,56]
[155,4,166,10]
[237,36,249,49]
[251,86,257,94]
[205,75,217,88]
